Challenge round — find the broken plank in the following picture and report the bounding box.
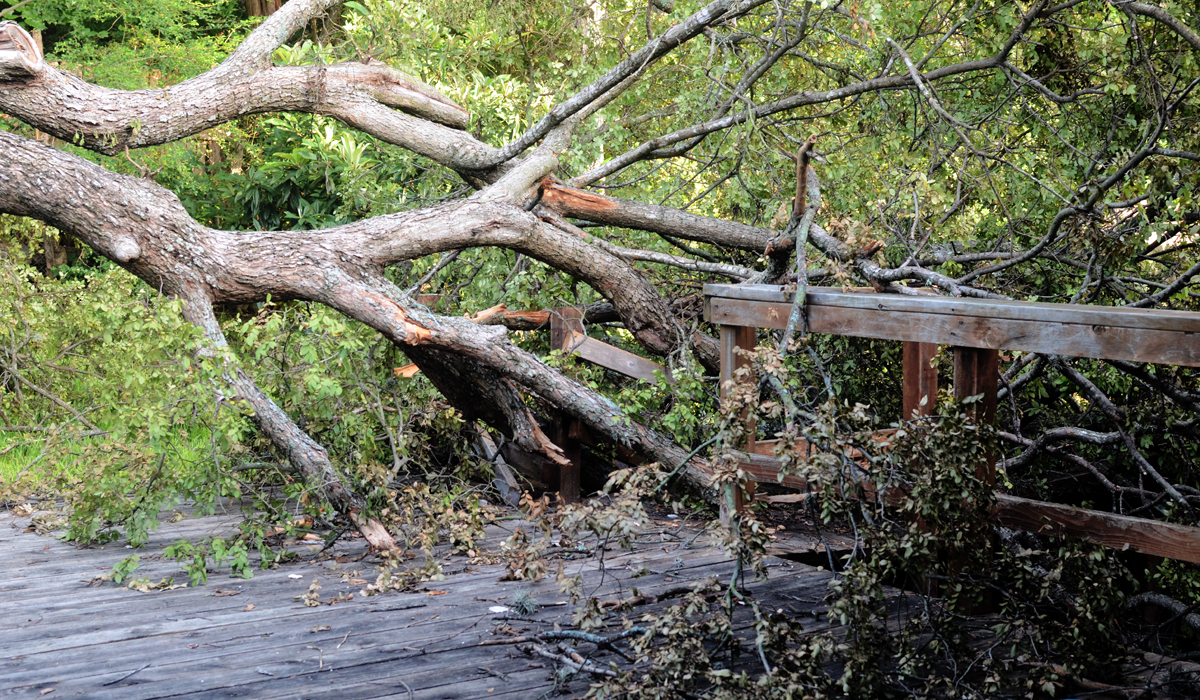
[574,337,671,384]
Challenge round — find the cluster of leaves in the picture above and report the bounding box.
[0,244,251,545]
[579,352,1141,698]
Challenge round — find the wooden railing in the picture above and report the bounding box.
[704,283,1200,564]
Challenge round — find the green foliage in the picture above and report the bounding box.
[0,253,252,545]
[163,536,252,586]
[1,4,1196,688]
[588,356,1137,697]
[111,554,141,583]
[8,0,245,87]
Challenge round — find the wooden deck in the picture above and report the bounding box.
[0,505,853,699]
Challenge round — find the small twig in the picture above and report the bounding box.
[102,664,150,686]
[518,642,619,677]
[405,250,462,297]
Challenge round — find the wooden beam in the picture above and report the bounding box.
[550,307,585,353]
[993,495,1200,564]
[719,324,758,520]
[704,285,1200,366]
[549,308,586,504]
[733,449,1200,564]
[902,342,938,419]
[553,416,581,504]
[953,346,998,486]
[732,450,809,491]
[702,283,1200,565]
[574,337,672,384]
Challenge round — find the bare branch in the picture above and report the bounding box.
[488,0,770,167]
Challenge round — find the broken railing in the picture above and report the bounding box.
[704,283,1200,564]
[405,296,669,504]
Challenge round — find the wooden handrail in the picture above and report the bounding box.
[704,283,1200,563]
[705,284,1200,366]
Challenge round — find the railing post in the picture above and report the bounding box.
[952,346,999,486]
[952,346,999,611]
[550,308,585,504]
[902,342,939,420]
[719,324,757,523]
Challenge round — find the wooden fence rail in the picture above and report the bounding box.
[704,283,1200,564]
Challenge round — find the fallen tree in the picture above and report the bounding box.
[1,0,1199,549]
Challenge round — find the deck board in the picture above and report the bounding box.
[0,507,848,699]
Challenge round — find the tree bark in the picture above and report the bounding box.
[0,128,717,503]
[0,0,781,519]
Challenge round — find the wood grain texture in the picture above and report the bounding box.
[554,415,582,504]
[719,325,759,519]
[705,284,1200,332]
[706,297,1200,366]
[993,495,1200,563]
[902,342,938,420]
[953,346,998,486]
[0,507,848,699]
[574,337,672,384]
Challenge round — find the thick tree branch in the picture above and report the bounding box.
[540,179,771,251]
[0,20,42,81]
[1120,2,1200,52]
[0,54,482,160]
[0,129,716,498]
[0,1,500,178]
[180,294,397,550]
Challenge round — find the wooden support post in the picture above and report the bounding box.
[952,346,999,611]
[554,416,582,504]
[719,324,757,522]
[952,346,999,485]
[902,342,938,420]
[550,306,584,354]
[550,308,586,504]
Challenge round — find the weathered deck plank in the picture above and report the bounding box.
[1,507,841,700]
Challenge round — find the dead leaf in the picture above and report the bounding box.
[244,604,256,612]
[348,578,368,585]
[301,533,322,542]
[126,578,185,592]
[425,590,448,596]
[310,625,331,633]
[212,589,240,597]
[39,688,54,695]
